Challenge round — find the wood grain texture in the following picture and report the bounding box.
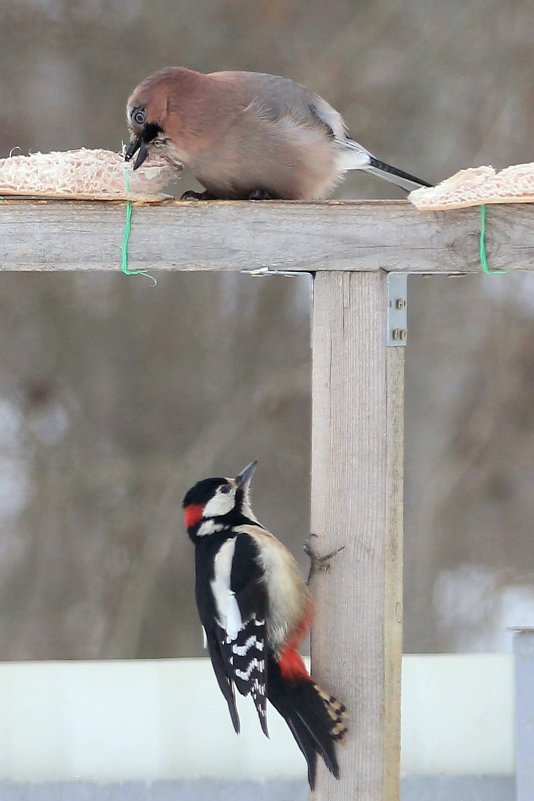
[383,348,404,801]
[1,198,532,273]
[310,272,403,801]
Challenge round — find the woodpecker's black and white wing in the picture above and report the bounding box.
[220,615,268,736]
[210,533,269,736]
[204,627,241,734]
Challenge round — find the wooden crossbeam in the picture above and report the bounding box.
[1,199,532,273]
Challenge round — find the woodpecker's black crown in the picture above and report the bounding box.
[182,477,228,508]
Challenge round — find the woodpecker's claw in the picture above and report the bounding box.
[304,533,345,584]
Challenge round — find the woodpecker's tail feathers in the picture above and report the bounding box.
[362,155,432,192]
[314,683,348,741]
[267,659,347,789]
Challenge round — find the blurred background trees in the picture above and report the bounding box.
[0,0,532,659]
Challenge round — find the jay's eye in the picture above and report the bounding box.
[220,484,232,494]
[132,108,146,126]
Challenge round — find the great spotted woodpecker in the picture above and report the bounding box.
[182,459,347,788]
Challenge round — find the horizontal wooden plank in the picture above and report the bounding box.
[0,198,532,273]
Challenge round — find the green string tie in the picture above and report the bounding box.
[479,204,506,275]
[121,169,157,285]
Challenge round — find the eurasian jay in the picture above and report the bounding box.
[125,67,431,200]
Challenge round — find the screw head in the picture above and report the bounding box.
[392,328,407,341]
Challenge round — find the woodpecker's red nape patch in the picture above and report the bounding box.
[184,503,204,529]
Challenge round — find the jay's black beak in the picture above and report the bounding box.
[124,136,148,170]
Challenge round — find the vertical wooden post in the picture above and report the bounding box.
[310,271,404,801]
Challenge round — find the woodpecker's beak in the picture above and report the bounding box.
[124,135,148,170]
[236,460,258,489]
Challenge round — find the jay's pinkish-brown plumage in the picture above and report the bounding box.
[125,66,431,200]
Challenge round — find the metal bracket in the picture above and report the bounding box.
[387,273,408,346]
[241,266,309,278]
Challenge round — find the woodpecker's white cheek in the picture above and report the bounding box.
[202,492,235,519]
